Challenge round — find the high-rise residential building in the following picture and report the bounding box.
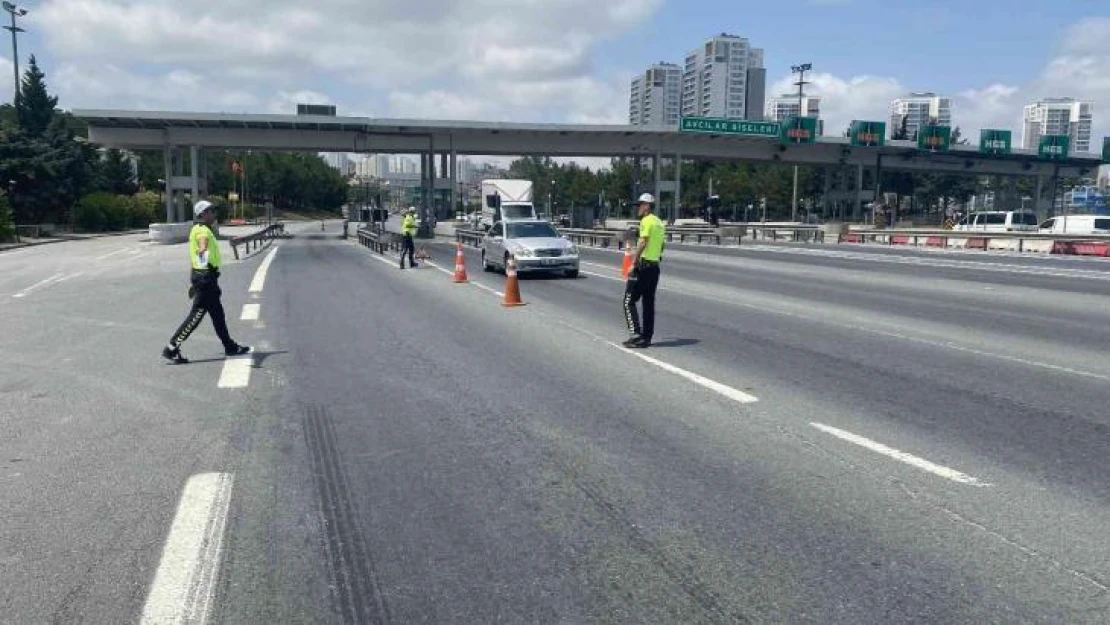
[1022,98,1093,153]
[765,93,823,135]
[889,93,952,140]
[629,62,683,127]
[680,33,766,121]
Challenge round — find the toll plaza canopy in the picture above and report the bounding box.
[74,109,1102,179]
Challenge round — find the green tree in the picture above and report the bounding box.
[16,56,58,137]
[0,190,13,240]
[95,148,139,195]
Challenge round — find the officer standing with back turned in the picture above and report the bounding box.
[162,200,251,364]
[622,193,665,349]
[400,207,418,269]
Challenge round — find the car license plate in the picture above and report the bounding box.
[542,258,558,265]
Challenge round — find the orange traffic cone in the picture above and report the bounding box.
[501,255,526,307]
[452,242,469,283]
[621,246,634,280]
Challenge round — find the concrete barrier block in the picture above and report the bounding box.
[149,222,192,244]
[987,238,1019,251]
[1021,239,1055,254]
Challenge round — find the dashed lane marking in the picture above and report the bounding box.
[240,303,260,321]
[217,355,253,389]
[12,273,66,298]
[248,247,279,293]
[140,472,234,625]
[810,422,992,487]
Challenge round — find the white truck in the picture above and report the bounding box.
[480,179,538,230]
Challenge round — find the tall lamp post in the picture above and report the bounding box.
[2,2,26,106]
[790,62,812,222]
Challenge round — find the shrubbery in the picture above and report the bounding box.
[75,191,162,232]
[0,192,14,241]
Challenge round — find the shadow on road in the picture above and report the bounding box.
[647,338,700,348]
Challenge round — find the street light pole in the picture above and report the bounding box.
[2,2,27,106]
[790,62,812,223]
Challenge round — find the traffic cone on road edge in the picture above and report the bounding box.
[453,242,469,283]
[621,246,634,280]
[501,255,526,307]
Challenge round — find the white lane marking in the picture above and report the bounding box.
[240,303,260,321]
[95,247,133,260]
[425,260,504,297]
[810,422,991,487]
[248,247,279,293]
[217,355,253,388]
[366,252,400,269]
[140,472,235,625]
[615,342,758,403]
[12,273,65,298]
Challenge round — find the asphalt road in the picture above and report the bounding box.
[2,222,1108,623]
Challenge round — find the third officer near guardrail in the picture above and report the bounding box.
[400,207,418,269]
[622,193,665,349]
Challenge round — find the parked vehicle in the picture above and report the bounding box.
[953,211,1039,233]
[481,219,579,278]
[1038,214,1110,235]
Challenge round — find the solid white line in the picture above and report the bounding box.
[810,422,991,487]
[240,303,260,321]
[615,342,759,403]
[425,260,504,296]
[12,273,65,298]
[140,472,235,625]
[248,247,279,293]
[95,247,132,260]
[217,355,253,388]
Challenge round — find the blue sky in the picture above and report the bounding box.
[5,1,1109,152]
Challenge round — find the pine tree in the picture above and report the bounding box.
[16,56,59,136]
[97,148,139,195]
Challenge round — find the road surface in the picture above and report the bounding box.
[2,222,1108,623]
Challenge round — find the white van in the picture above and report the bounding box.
[1038,214,1110,235]
[953,211,1039,233]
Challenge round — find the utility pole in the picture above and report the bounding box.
[790,62,812,223]
[2,2,27,106]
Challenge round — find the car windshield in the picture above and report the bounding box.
[506,222,559,238]
[1014,213,1039,226]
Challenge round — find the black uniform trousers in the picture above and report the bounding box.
[400,234,416,268]
[623,261,660,341]
[169,269,234,351]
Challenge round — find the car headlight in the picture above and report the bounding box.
[513,245,535,258]
[565,244,579,256]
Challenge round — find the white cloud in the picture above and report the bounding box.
[35,0,661,126]
[0,56,12,105]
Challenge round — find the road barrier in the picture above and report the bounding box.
[454,228,486,248]
[230,222,285,260]
[838,229,1110,256]
[357,224,402,254]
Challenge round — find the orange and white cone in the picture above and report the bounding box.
[452,242,469,283]
[501,255,526,307]
[621,246,634,280]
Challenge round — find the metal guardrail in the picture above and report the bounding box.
[454,228,486,248]
[357,224,402,254]
[230,223,285,260]
[838,229,1110,255]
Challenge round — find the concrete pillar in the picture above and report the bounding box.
[855,164,864,221]
[189,146,200,207]
[822,166,832,219]
[163,144,174,223]
[653,151,662,219]
[674,153,682,224]
[197,148,208,197]
[173,147,185,222]
[449,150,457,218]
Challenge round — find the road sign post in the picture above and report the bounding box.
[679,116,780,137]
[1038,134,1070,160]
[979,129,1012,155]
[917,125,952,152]
[849,121,886,147]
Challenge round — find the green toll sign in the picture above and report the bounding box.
[917,125,952,152]
[780,116,818,144]
[849,120,886,147]
[1038,134,1070,160]
[979,129,1012,155]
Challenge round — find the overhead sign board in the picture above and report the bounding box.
[679,116,780,137]
[849,120,886,147]
[917,125,952,152]
[780,116,818,144]
[979,129,1012,155]
[1038,134,1070,160]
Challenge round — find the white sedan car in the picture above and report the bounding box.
[481,219,580,278]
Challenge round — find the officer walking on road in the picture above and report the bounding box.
[162,200,251,364]
[400,207,418,269]
[622,193,665,349]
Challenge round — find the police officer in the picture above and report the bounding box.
[400,207,418,269]
[622,193,665,348]
[162,200,251,364]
